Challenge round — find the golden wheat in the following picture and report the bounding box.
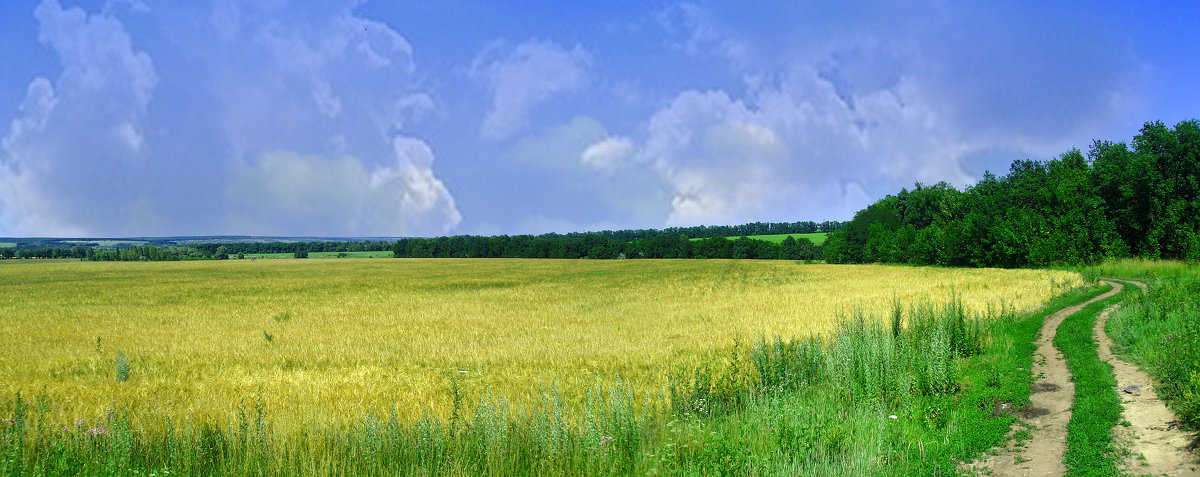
[0,258,1080,431]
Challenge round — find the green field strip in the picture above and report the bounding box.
[689,232,827,245]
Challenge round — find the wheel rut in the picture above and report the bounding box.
[968,282,1121,476]
[1096,279,1200,476]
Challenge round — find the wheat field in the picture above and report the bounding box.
[0,258,1080,432]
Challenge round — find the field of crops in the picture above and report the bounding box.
[0,259,1079,433]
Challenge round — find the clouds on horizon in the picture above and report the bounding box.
[0,0,1175,237]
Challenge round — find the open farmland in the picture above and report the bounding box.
[0,259,1079,433]
[746,232,827,245]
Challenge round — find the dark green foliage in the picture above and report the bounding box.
[389,229,824,261]
[84,245,213,261]
[828,119,1200,267]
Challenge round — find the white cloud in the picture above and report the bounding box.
[595,2,1144,227]
[613,66,981,226]
[391,93,436,130]
[495,118,672,230]
[207,3,462,236]
[227,137,460,236]
[0,0,158,236]
[472,39,591,140]
[581,137,634,172]
[1,1,462,237]
[312,81,343,119]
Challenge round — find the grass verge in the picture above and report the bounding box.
[1106,272,1200,431]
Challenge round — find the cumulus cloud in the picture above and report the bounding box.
[1,0,461,237]
[226,137,460,236]
[622,69,990,226]
[1,0,158,236]
[613,62,1073,225]
[490,118,670,231]
[598,1,1143,227]
[472,39,591,140]
[580,136,634,173]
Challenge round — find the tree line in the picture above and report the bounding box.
[824,119,1200,267]
[0,221,835,261]
[390,233,822,260]
[577,220,841,242]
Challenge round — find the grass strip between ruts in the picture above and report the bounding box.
[1054,281,1129,476]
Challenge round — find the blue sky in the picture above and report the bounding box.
[1,1,1197,237]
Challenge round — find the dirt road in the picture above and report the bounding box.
[971,280,1199,476]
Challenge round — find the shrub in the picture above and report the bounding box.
[114,351,130,382]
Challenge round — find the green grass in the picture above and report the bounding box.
[945,284,1113,467]
[1054,282,1128,476]
[1107,272,1200,431]
[241,250,392,259]
[690,232,827,245]
[1073,258,1195,281]
[0,242,15,248]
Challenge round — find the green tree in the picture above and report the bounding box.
[731,236,754,259]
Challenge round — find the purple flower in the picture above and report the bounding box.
[75,419,85,427]
[88,427,107,436]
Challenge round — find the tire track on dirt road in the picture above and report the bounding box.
[969,282,1121,476]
